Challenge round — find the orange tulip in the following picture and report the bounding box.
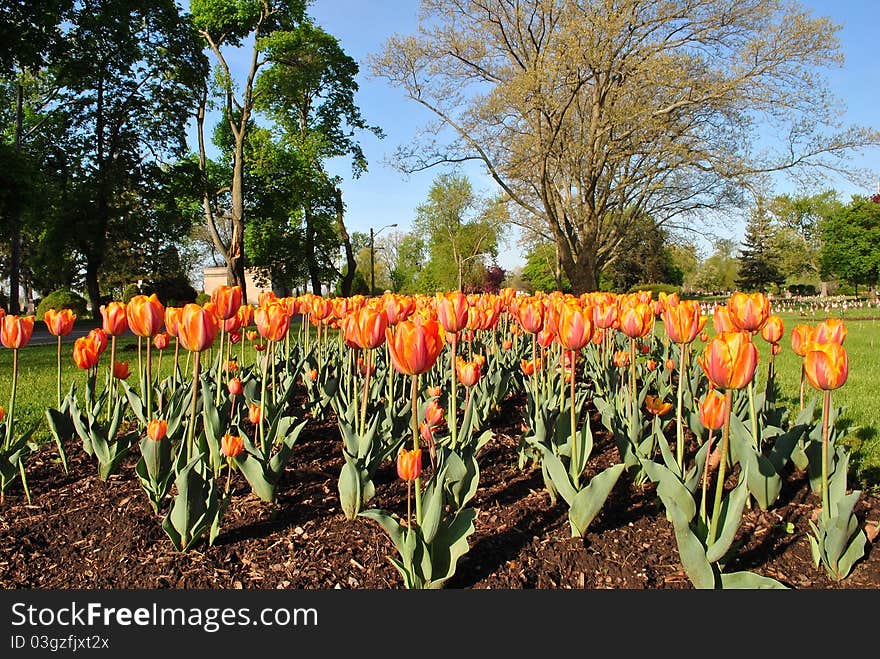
[557,302,594,350]
[163,307,182,338]
[728,292,770,333]
[520,358,539,376]
[113,361,131,380]
[424,399,444,427]
[211,285,243,321]
[662,300,705,344]
[255,301,290,342]
[618,302,654,339]
[1,314,35,349]
[455,357,482,387]
[645,395,673,416]
[665,358,675,371]
[100,301,128,336]
[153,333,169,350]
[44,308,76,337]
[221,433,245,458]
[237,304,254,329]
[248,403,261,425]
[383,294,416,325]
[516,298,545,334]
[646,359,657,371]
[699,389,727,431]
[790,324,816,357]
[712,305,737,334]
[306,368,318,382]
[698,331,759,390]
[502,339,513,351]
[436,291,470,334]
[815,317,847,345]
[87,327,108,356]
[72,336,100,370]
[760,315,784,345]
[593,300,619,330]
[126,294,165,337]
[385,317,444,376]
[177,303,220,353]
[344,306,388,350]
[0,406,5,423]
[804,342,848,391]
[227,377,243,396]
[147,419,168,442]
[613,351,630,368]
[396,447,422,481]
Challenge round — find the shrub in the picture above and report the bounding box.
[35,289,88,319]
[195,292,211,305]
[121,283,141,304]
[626,282,681,296]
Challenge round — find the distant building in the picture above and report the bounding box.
[202,266,280,303]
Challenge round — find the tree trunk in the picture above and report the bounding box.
[8,80,24,314]
[335,188,356,297]
[85,256,102,321]
[229,136,247,303]
[557,236,599,293]
[304,206,322,295]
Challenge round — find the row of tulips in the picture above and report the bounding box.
[0,285,867,587]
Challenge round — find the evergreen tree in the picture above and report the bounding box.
[737,201,784,292]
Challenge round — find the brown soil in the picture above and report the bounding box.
[1,394,878,590]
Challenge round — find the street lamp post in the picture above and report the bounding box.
[370,223,397,295]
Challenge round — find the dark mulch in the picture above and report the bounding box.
[1,394,878,590]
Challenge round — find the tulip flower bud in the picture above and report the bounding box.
[699,390,727,431]
[221,433,244,458]
[227,377,243,396]
[804,342,848,391]
[613,351,630,368]
[425,399,444,427]
[645,395,673,416]
[146,419,168,442]
[248,403,261,425]
[72,336,100,370]
[396,447,422,481]
[44,308,76,337]
[113,361,131,380]
[0,406,5,423]
[101,301,128,336]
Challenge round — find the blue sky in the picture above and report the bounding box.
[194,0,880,271]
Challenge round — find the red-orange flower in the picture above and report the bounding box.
[520,358,539,376]
[618,302,654,339]
[516,298,545,334]
[44,308,76,337]
[385,317,444,376]
[153,333,169,350]
[177,303,220,353]
[248,403,261,425]
[126,294,165,337]
[712,305,737,334]
[221,433,244,458]
[804,342,848,391]
[455,357,482,387]
[436,291,470,334]
[760,316,784,345]
[147,419,167,442]
[1,314,35,349]
[662,300,706,344]
[87,327,108,356]
[211,285,243,321]
[163,307,182,338]
[424,399,444,427]
[396,447,422,481]
[306,368,318,382]
[645,395,673,416]
[665,358,675,371]
[815,317,847,345]
[72,336,100,370]
[613,351,630,368]
[728,292,770,333]
[227,377,243,396]
[699,390,727,431]
[344,306,388,350]
[0,406,4,423]
[790,325,816,357]
[557,302,594,351]
[100,301,128,336]
[255,301,290,342]
[113,361,131,380]
[698,331,759,390]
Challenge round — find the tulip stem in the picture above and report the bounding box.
[821,389,831,523]
[675,343,687,473]
[449,333,458,449]
[107,335,117,423]
[411,375,422,526]
[146,340,153,422]
[799,364,806,412]
[56,336,62,410]
[629,337,637,419]
[172,338,180,392]
[700,429,715,524]
[747,379,759,451]
[260,344,270,453]
[215,325,225,408]
[186,351,200,462]
[708,390,734,546]
[5,348,19,451]
[570,350,579,488]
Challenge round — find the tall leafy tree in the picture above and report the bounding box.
[372,0,880,292]
[413,173,504,292]
[820,195,880,292]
